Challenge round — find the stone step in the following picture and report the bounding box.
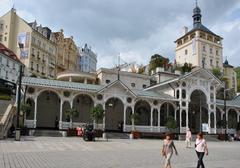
[179,134,220,142]
[34,129,62,137]
[105,132,130,139]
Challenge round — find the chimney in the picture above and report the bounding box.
[182,26,188,35]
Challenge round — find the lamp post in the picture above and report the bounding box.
[15,65,23,141]
[199,91,202,132]
[223,82,228,141]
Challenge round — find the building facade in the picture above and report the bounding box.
[0,43,23,88]
[79,44,97,73]
[0,8,57,78]
[175,5,223,71]
[223,60,237,92]
[53,30,78,74]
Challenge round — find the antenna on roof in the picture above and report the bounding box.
[195,0,198,7]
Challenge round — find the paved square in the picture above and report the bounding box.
[0,136,239,168]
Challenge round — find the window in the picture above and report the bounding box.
[131,83,136,88]
[31,62,34,70]
[36,64,39,72]
[185,49,188,55]
[143,84,147,89]
[0,56,2,63]
[210,59,213,66]
[13,63,15,70]
[210,48,213,54]
[0,24,3,30]
[32,48,35,56]
[216,50,219,56]
[0,35,2,42]
[6,59,9,66]
[5,71,8,79]
[203,45,206,52]
[182,89,186,99]
[106,80,110,84]
[216,61,219,67]
[4,36,7,41]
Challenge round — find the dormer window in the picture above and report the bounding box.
[131,83,136,88]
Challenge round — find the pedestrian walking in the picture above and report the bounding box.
[195,132,208,168]
[162,133,178,168]
[185,128,192,148]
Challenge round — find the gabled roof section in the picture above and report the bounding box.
[22,77,103,92]
[132,90,176,101]
[97,80,137,98]
[145,67,223,91]
[0,43,23,64]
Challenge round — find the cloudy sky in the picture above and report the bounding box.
[1,0,240,68]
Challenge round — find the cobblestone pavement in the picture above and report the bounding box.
[0,136,239,168]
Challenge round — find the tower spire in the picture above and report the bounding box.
[192,0,202,27]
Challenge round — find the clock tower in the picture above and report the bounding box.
[175,2,223,71]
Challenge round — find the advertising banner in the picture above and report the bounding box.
[17,32,30,59]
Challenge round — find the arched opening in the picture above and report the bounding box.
[25,98,34,120]
[126,107,132,125]
[37,91,60,129]
[73,94,94,123]
[105,97,124,131]
[228,109,238,129]
[134,100,151,126]
[160,102,175,126]
[189,89,208,133]
[62,101,71,122]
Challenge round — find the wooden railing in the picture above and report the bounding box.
[0,104,16,139]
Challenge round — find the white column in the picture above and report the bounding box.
[158,105,161,132]
[186,102,189,129]
[131,105,135,131]
[123,105,126,132]
[59,99,63,129]
[208,104,211,134]
[103,103,106,131]
[70,100,73,128]
[150,107,153,132]
[34,97,38,128]
[69,77,72,82]
[179,109,182,133]
[84,78,87,84]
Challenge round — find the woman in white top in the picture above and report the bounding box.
[195,132,208,168]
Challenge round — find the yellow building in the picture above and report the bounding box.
[0,8,57,78]
[53,30,78,74]
[223,60,237,92]
[175,4,223,71]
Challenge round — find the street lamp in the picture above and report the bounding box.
[223,82,230,141]
[15,65,23,141]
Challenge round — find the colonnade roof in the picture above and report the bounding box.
[216,95,240,108]
[22,77,176,101]
[22,77,103,92]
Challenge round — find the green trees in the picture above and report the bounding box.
[90,105,104,124]
[166,116,177,132]
[148,54,170,74]
[65,107,78,128]
[212,68,222,79]
[175,63,193,74]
